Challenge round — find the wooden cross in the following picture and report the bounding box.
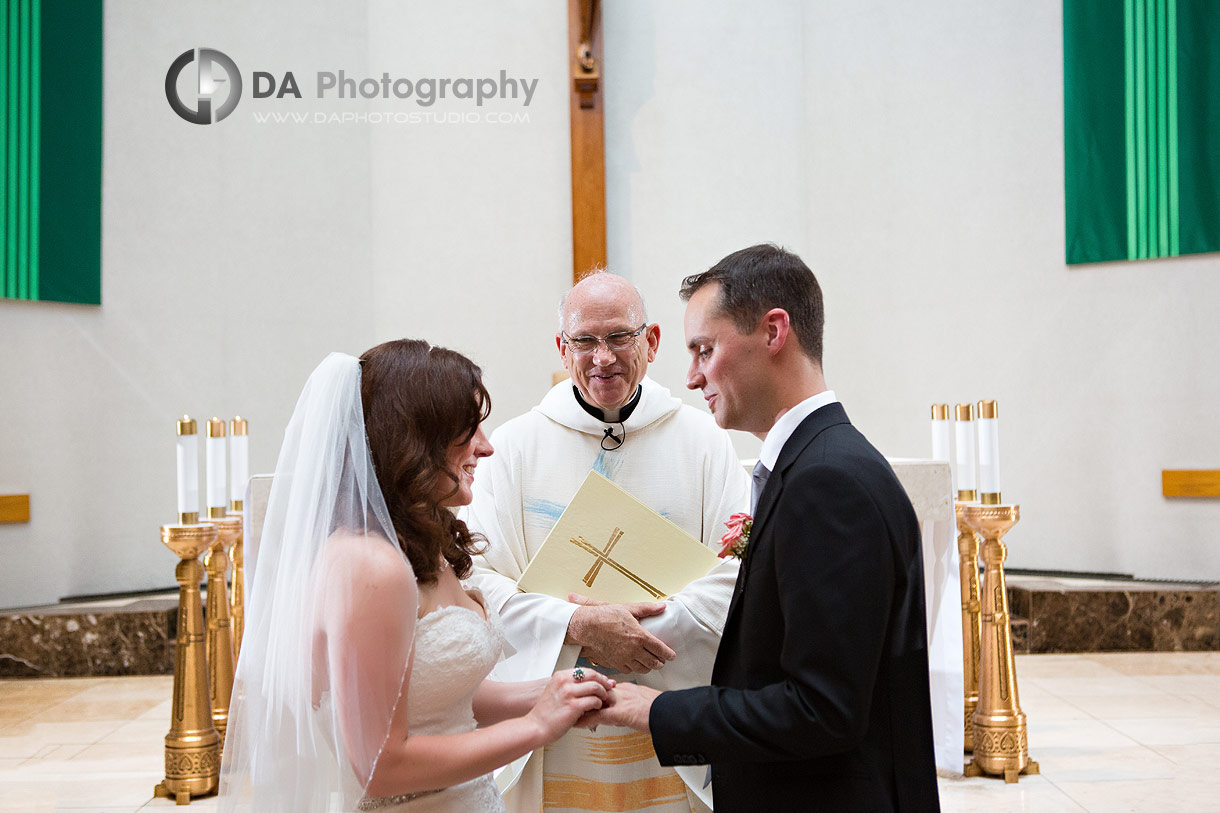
[570,527,665,599]
[568,0,606,283]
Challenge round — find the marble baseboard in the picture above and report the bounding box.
[0,597,176,677]
[1007,576,1220,654]
[1010,614,1030,655]
[6,576,1217,676]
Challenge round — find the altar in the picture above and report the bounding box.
[886,458,962,775]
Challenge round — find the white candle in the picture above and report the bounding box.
[229,417,248,508]
[206,417,227,511]
[176,416,198,517]
[930,404,951,461]
[954,403,976,496]
[931,404,952,494]
[977,400,1001,497]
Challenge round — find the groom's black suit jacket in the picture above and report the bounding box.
[650,403,940,812]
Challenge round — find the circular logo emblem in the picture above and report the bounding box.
[165,48,242,124]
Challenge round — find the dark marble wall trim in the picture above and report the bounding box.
[4,582,1217,676]
[1008,586,1220,654]
[0,601,176,677]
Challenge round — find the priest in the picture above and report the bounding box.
[464,271,749,813]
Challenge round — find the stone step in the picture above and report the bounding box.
[0,594,177,678]
[5,572,1217,677]
[1005,574,1219,654]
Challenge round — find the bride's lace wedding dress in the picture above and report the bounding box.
[359,591,509,813]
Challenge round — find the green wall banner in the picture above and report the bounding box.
[2,0,102,305]
[1065,0,1220,265]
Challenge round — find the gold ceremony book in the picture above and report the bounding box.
[516,470,721,603]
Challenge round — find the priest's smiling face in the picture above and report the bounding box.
[557,274,661,411]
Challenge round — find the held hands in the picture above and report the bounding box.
[578,682,660,733]
[527,668,615,746]
[565,593,677,674]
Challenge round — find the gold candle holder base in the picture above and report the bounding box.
[156,523,221,804]
[205,515,242,754]
[956,501,982,755]
[962,503,1038,783]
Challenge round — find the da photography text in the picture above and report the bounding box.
[258,70,538,107]
[166,47,539,126]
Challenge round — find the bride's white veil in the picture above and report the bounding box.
[219,352,417,812]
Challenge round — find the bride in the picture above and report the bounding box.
[220,340,613,812]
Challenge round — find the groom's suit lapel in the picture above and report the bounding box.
[723,402,852,627]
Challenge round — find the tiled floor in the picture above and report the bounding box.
[1,653,1218,811]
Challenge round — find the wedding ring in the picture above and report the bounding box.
[572,667,585,682]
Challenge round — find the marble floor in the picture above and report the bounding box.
[0,652,1218,811]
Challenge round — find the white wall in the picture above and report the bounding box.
[803,1,1219,580]
[605,0,1220,581]
[365,0,572,409]
[2,1,1217,609]
[602,0,808,460]
[0,0,573,609]
[1,1,377,609]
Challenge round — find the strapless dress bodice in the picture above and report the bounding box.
[360,591,509,813]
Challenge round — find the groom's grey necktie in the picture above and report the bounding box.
[751,460,771,514]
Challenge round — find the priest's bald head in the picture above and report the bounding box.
[556,272,661,412]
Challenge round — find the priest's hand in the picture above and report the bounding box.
[578,682,660,733]
[565,593,677,674]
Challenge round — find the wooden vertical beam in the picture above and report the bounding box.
[568,0,606,284]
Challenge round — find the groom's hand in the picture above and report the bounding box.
[579,682,660,732]
[565,593,676,674]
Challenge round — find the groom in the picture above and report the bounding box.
[590,244,941,811]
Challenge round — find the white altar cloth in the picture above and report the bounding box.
[887,457,962,776]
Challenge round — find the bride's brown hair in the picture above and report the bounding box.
[359,339,490,583]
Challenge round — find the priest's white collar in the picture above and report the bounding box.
[758,390,838,471]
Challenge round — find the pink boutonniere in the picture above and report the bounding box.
[717,512,753,559]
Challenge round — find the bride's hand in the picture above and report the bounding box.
[527,668,615,745]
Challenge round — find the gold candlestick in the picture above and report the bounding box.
[205,515,241,754]
[155,523,221,804]
[956,501,982,754]
[962,503,1039,783]
[229,514,245,663]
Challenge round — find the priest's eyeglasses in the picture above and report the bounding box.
[561,324,648,355]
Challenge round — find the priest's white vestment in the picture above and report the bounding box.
[464,376,749,813]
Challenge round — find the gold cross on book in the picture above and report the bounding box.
[570,528,665,599]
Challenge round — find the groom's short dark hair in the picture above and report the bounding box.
[679,243,824,364]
